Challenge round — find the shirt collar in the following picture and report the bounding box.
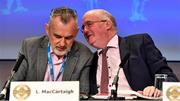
[50,46,64,63]
[97,34,119,55]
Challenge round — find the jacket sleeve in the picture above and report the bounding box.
[143,34,179,82]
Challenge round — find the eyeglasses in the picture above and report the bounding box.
[81,20,106,33]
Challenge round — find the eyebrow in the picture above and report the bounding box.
[53,33,74,38]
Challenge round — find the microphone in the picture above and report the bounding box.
[0,54,25,100]
[110,53,130,99]
[12,54,25,72]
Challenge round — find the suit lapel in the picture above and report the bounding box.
[119,36,130,67]
[62,42,79,81]
[37,37,48,80]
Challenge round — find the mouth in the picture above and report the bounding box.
[56,47,66,51]
[85,33,93,40]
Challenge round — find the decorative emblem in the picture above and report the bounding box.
[166,86,180,101]
[13,84,31,100]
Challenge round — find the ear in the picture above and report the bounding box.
[45,23,50,36]
[105,20,113,30]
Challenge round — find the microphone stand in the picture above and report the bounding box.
[109,53,130,100]
[109,68,119,100]
[0,71,15,100]
[0,54,25,100]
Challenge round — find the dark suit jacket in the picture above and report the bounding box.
[90,33,179,95]
[12,35,94,94]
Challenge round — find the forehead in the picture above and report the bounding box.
[50,17,77,35]
[83,12,102,22]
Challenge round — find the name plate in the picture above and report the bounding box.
[163,82,180,101]
[10,81,79,101]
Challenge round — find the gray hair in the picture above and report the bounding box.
[98,9,117,27]
[50,7,78,24]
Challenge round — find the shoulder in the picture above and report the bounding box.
[23,35,48,44]
[19,35,48,58]
[73,41,93,55]
[124,33,152,40]
[123,33,153,43]
[22,35,48,47]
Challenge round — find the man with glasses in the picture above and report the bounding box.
[4,7,93,99]
[81,9,179,98]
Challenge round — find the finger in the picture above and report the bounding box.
[148,87,156,97]
[153,88,158,97]
[156,90,161,97]
[143,86,155,97]
[154,89,162,97]
[137,91,143,94]
[143,87,151,96]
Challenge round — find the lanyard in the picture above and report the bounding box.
[48,43,67,81]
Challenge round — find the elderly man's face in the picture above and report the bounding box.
[46,17,78,57]
[82,13,108,49]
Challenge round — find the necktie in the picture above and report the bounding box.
[100,47,109,94]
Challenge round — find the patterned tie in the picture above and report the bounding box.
[100,47,109,94]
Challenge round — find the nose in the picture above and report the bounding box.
[82,26,89,35]
[59,38,65,47]
[83,25,89,32]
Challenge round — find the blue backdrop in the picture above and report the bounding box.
[0,0,180,60]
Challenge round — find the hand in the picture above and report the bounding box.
[137,86,162,97]
[80,93,88,99]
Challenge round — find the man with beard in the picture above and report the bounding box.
[5,7,93,99]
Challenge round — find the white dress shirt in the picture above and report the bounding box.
[97,35,132,94]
